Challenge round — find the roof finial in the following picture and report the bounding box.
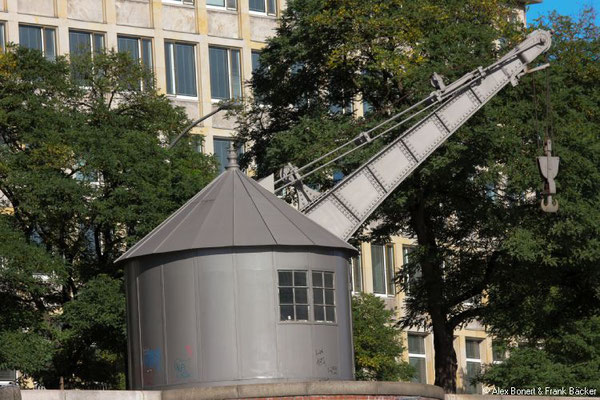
[226,142,239,170]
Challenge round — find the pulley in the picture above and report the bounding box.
[537,138,559,212]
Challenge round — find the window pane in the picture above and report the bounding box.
[209,47,229,99]
[267,0,276,14]
[175,43,197,96]
[352,255,362,292]
[372,245,385,294]
[226,0,237,8]
[251,51,261,73]
[313,289,323,305]
[207,0,224,5]
[314,305,324,321]
[230,49,241,99]
[165,43,174,94]
[142,39,153,69]
[279,287,293,304]
[93,33,104,53]
[386,245,395,295]
[409,357,426,383]
[294,288,307,304]
[293,271,306,286]
[278,270,293,286]
[466,339,480,359]
[295,305,309,320]
[249,0,265,12]
[325,306,335,322]
[492,341,506,361]
[324,272,334,288]
[70,30,91,56]
[213,138,230,173]
[408,334,425,354]
[465,361,482,394]
[0,369,16,381]
[118,36,140,60]
[0,23,5,52]
[280,305,294,321]
[44,28,56,60]
[324,289,334,305]
[19,25,43,51]
[312,271,322,287]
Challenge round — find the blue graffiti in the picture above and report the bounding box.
[143,348,162,372]
[174,358,191,379]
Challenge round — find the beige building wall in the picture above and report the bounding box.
[0,0,282,160]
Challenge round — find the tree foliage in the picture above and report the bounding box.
[0,46,217,388]
[237,0,600,392]
[352,293,413,381]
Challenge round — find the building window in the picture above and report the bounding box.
[118,35,153,89]
[403,245,421,295]
[408,334,427,384]
[313,271,335,322]
[371,244,395,295]
[0,369,16,381]
[251,50,261,73]
[0,22,5,53]
[207,0,237,9]
[350,253,363,293]
[465,338,483,394]
[165,41,197,97]
[209,46,241,101]
[19,25,56,60]
[213,138,243,173]
[278,270,309,321]
[69,30,104,56]
[492,340,506,363]
[249,0,276,15]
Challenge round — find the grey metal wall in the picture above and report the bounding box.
[125,246,354,390]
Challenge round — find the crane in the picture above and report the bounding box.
[264,29,555,240]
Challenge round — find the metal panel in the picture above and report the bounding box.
[162,254,199,385]
[197,252,238,382]
[335,169,385,221]
[305,197,358,240]
[277,323,313,378]
[235,252,278,379]
[370,143,416,191]
[137,262,166,387]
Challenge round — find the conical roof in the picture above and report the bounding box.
[116,163,356,263]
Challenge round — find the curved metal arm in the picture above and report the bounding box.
[168,102,235,150]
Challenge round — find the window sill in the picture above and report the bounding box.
[249,11,277,18]
[162,1,195,9]
[168,94,199,101]
[206,6,238,14]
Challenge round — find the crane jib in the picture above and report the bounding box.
[302,30,552,241]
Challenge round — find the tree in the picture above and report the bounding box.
[480,316,600,390]
[0,46,217,388]
[352,293,413,381]
[238,0,521,392]
[238,0,600,393]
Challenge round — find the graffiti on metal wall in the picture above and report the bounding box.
[174,345,194,380]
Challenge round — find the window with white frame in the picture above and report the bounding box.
[0,369,16,382]
[213,137,243,173]
[492,340,506,363]
[350,253,363,293]
[69,30,104,56]
[249,0,276,15]
[408,334,427,384]
[165,41,197,97]
[207,0,237,10]
[371,244,395,295]
[312,271,335,322]
[465,338,483,394]
[209,46,241,101]
[403,245,421,296]
[0,22,5,53]
[19,24,56,60]
[278,270,309,321]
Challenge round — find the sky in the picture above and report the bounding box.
[526,0,600,24]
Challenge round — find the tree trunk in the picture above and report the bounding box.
[433,324,457,392]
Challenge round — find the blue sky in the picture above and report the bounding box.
[527,0,600,24]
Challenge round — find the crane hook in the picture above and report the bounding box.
[537,138,559,212]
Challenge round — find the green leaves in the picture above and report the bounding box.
[0,46,216,388]
[352,293,413,381]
